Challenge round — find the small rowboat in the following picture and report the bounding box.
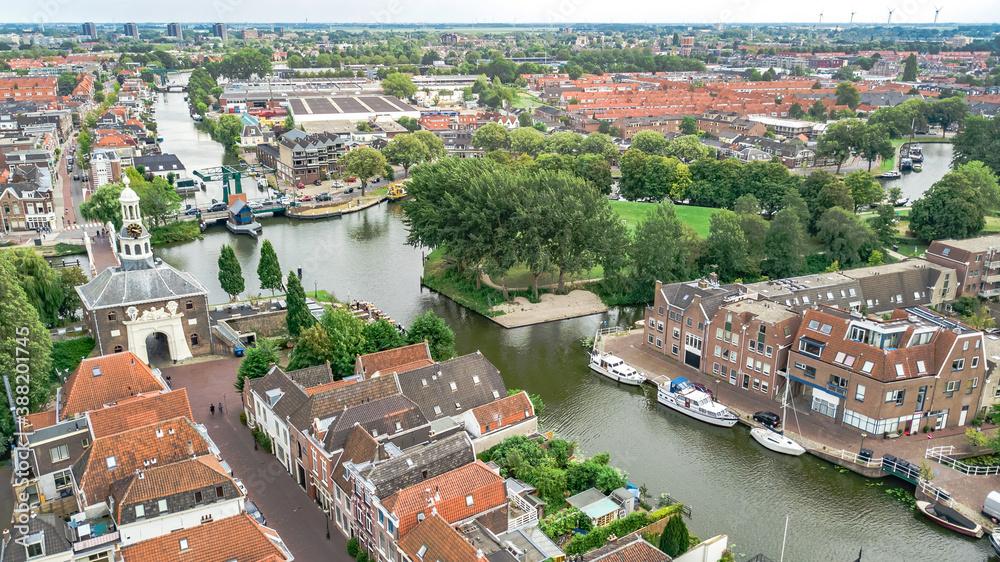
[915,500,983,538]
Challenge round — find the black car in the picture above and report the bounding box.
[344,187,354,194]
[754,411,781,429]
[245,500,265,526]
[208,202,228,212]
[313,179,322,186]
[316,193,332,202]
[73,174,80,181]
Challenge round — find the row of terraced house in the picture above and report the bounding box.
[1,351,293,562]
[243,344,595,562]
[642,236,1000,438]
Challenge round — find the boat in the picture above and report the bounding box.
[657,377,739,427]
[913,163,922,172]
[386,183,409,202]
[915,501,983,538]
[900,157,913,171]
[750,378,806,456]
[909,151,924,162]
[588,352,646,386]
[909,143,923,155]
[896,197,910,207]
[990,531,1000,556]
[879,170,901,179]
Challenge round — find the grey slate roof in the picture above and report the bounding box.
[841,261,945,314]
[362,432,475,500]
[660,280,742,320]
[0,513,72,562]
[287,363,333,388]
[249,365,310,421]
[323,394,428,452]
[132,153,185,172]
[289,374,401,433]
[396,352,507,421]
[76,261,209,310]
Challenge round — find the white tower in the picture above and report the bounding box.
[118,176,154,270]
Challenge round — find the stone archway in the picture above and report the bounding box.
[123,302,193,365]
[144,332,172,368]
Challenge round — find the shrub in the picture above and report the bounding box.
[239,412,247,426]
[356,550,369,562]
[346,538,359,557]
[251,428,272,453]
[658,514,689,557]
[562,505,684,555]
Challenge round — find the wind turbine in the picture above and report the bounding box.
[850,11,856,24]
[933,6,943,24]
[887,8,895,24]
[819,11,824,24]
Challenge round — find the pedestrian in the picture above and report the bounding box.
[210,404,215,416]
[218,402,223,415]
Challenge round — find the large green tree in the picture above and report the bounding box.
[926,96,968,138]
[908,163,998,243]
[363,319,406,353]
[664,135,711,163]
[816,207,876,267]
[659,515,690,558]
[856,124,894,172]
[471,122,512,152]
[627,204,702,301]
[844,170,884,210]
[217,244,244,302]
[629,130,668,155]
[7,248,66,327]
[835,81,861,110]
[285,271,314,338]
[764,209,807,279]
[382,133,430,176]
[902,53,918,81]
[575,153,613,195]
[235,338,279,392]
[343,146,388,196]
[406,310,457,361]
[288,307,367,378]
[951,116,1000,175]
[817,119,863,173]
[510,127,546,157]
[382,73,417,99]
[257,239,282,296]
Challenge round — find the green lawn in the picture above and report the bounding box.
[512,92,544,109]
[610,200,716,238]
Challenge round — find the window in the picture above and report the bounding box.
[656,338,663,348]
[753,379,760,390]
[54,469,72,490]
[765,346,773,358]
[180,539,189,550]
[716,327,723,340]
[916,360,927,374]
[449,381,457,391]
[953,359,965,371]
[687,317,693,327]
[755,360,762,372]
[747,357,753,370]
[945,380,959,393]
[803,365,817,379]
[968,377,979,393]
[658,306,664,315]
[648,334,655,345]
[190,333,199,346]
[194,491,203,503]
[798,339,823,357]
[114,345,123,353]
[763,363,771,377]
[808,319,820,331]
[186,300,194,310]
[216,486,224,498]
[673,328,680,340]
[855,384,866,402]
[895,364,905,378]
[466,494,474,506]
[761,381,768,394]
[433,406,441,415]
[108,311,117,321]
[50,444,69,463]
[649,318,655,328]
[106,456,117,469]
[749,340,757,352]
[972,357,980,369]
[886,390,905,405]
[671,344,679,355]
[669,311,676,320]
[714,345,721,357]
[158,499,168,513]
[134,505,145,519]
[25,539,42,558]
[713,363,720,374]
[417,545,428,559]
[657,321,664,332]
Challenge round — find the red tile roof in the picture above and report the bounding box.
[109,455,234,520]
[119,512,290,562]
[305,379,356,396]
[382,460,505,537]
[397,514,485,562]
[60,351,166,420]
[23,410,57,432]
[470,391,533,433]
[356,342,434,377]
[88,389,193,438]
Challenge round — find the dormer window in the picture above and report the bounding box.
[106,456,117,469]
[179,538,189,550]
[449,381,457,391]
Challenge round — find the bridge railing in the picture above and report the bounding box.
[925,445,1000,476]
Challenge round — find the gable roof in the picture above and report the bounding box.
[288,374,401,432]
[72,417,210,507]
[249,365,310,421]
[0,513,72,562]
[381,460,505,537]
[332,425,384,494]
[109,455,238,522]
[396,514,483,562]
[584,535,668,562]
[60,352,166,420]
[88,388,193,438]
[363,432,476,500]
[322,394,428,452]
[286,362,334,388]
[470,391,534,432]
[396,353,506,421]
[356,342,434,377]
[119,512,290,562]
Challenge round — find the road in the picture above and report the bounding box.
[162,357,352,562]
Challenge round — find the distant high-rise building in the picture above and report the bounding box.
[211,23,228,41]
[681,35,695,56]
[274,26,284,35]
[123,22,139,39]
[167,23,182,38]
[240,29,258,40]
[81,22,97,38]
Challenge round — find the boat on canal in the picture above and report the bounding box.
[915,501,984,538]
[879,170,901,179]
[657,377,739,427]
[913,163,922,172]
[589,352,646,386]
[386,183,409,202]
[900,157,913,171]
[750,379,806,456]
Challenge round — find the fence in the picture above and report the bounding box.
[925,445,1000,477]
[836,448,883,469]
[660,494,693,519]
[508,492,538,530]
[835,448,954,506]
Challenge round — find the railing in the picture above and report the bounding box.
[837,448,883,469]
[926,445,1000,476]
[917,479,953,506]
[507,492,538,529]
[660,494,693,518]
[981,288,1000,297]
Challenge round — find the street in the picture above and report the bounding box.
[162,357,352,562]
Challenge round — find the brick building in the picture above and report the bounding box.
[925,234,1000,299]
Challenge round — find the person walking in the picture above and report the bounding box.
[210,404,215,417]
[217,402,223,415]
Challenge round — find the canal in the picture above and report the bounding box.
[153,77,989,561]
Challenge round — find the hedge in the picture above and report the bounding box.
[563,504,685,555]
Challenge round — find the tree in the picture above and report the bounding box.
[817,119,863,173]
[816,207,876,267]
[77,129,92,156]
[739,211,768,278]
[93,91,105,103]
[575,154,613,194]
[856,123,893,172]
[471,122,512,152]
[952,116,1000,176]
[704,209,748,281]
[7,248,65,327]
[844,171,884,210]
[927,96,968,138]
[545,132,584,156]
[217,244,244,302]
[517,112,533,128]
[680,115,697,136]
[257,239,282,296]
[132,173,181,226]
[382,133,430,176]
[658,515,690,558]
[580,133,618,162]
[835,81,861,110]
[808,100,828,121]
[396,116,420,132]
[963,302,997,331]
[630,130,668,155]
[909,166,994,242]
[363,319,405,353]
[664,135,710,163]
[285,271,314,338]
[57,71,78,96]
[510,127,546,157]
[343,146,387,196]
[765,209,807,279]
[382,73,416,99]
[564,62,584,80]
[406,310,456,361]
[58,266,87,322]
[788,102,806,119]
[0,251,53,448]
[868,204,898,248]
[902,53,918,82]
[235,339,279,392]
[316,307,368,377]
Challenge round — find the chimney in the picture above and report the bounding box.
[655,280,663,294]
[187,440,194,456]
[709,272,719,285]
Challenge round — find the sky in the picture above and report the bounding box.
[7,0,1000,26]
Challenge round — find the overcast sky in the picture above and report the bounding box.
[9,1,1000,27]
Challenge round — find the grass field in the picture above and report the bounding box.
[610,200,716,238]
[512,92,544,109]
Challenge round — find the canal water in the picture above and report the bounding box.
[879,142,955,202]
[154,76,990,561]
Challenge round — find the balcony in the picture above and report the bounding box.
[982,288,1000,297]
[984,274,1000,284]
[985,260,1000,270]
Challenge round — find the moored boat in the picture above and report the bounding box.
[589,353,646,386]
[386,184,409,202]
[750,380,806,456]
[880,170,901,179]
[900,157,913,171]
[657,377,739,427]
[913,163,922,172]
[915,501,984,538]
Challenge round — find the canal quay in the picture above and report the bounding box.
[151,73,991,561]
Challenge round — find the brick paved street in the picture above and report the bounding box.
[162,357,352,562]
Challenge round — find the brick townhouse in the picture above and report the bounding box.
[925,234,1000,299]
[787,306,986,434]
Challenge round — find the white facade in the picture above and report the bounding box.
[250,391,293,474]
[117,497,245,545]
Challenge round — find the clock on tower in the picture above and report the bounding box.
[126,223,143,238]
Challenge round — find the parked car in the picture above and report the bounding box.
[344,187,354,194]
[72,174,80,181]
[297,182,305,189]
[331,181,344,187]
[245,500,265,525]
[347,177,357,182]
[313,179,322,186]
[232,478,247,496]
[316,193,332,202]
[183,207,200,215]
[753,411,781,429]
[208,202,228,212]
[278,196,291,205]
[248,201,264,210]
[82,175,89,182]
[299,195,313,202]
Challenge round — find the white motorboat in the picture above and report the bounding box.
[589,353,646,386]
[879,170,901,179]
[750,376,806,456]
[657,377,739,427]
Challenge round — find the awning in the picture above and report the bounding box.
[811,387,841,406]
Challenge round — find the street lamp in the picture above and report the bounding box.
[323,508,330,540]
[860,432,867,453]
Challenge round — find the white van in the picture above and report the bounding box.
[984,490,1000,521]
[219,460,233,477]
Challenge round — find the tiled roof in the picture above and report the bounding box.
[332,425,384,494]
[584,535,668,562]
[287,363,334,388]
[109,455,238,521]
[0,513,72,562]
[382,460,505,537]
[396,353,507,421]
[73,417,210,506]
[660,280,742,319]
[397,514,483,562]
[363,433,476,500]
[305,379,356,395]
[470,391,533,433]
[323,394,428,452]
[88,388,192,438]
[60,351,166,420]
[249,365,310,421]
[287,374,401,431]
[22,410,57,432]
[119,512,290,562]
[356,342,434,377]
